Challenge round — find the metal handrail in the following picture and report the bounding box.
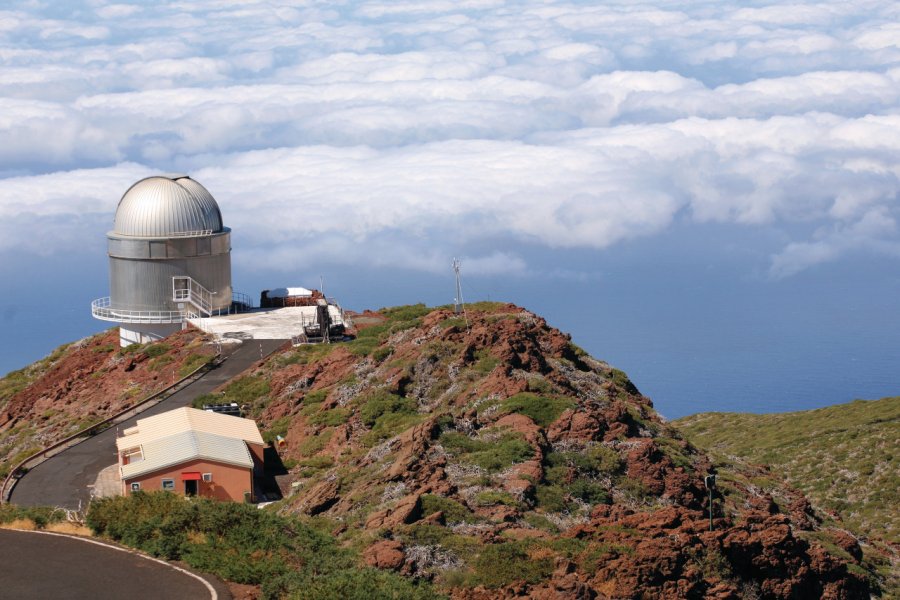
[232,291,254,310]
[91,297,185,324]
[172,276,212,317]
[169,229,212,237]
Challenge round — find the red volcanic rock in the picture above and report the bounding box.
[546,409,605,444]
[366,494,423,530]
[296,478,340,515]
[829,530,863,561]
[364,540,406,571]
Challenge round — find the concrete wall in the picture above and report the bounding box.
[123,458,252,503]
[118,323,182,347]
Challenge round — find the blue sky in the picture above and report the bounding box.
[1,1,898,417]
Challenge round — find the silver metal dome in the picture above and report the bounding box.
[113,175,223,237]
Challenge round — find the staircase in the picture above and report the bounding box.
[172,276,213,318]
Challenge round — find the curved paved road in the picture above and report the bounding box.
[10,339,286,509]
[0,529,229,599]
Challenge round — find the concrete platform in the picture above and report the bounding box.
[190,305,347,341]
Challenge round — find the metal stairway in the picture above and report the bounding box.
[172,276,213,317]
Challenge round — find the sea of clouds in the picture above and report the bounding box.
[1,0,899,279]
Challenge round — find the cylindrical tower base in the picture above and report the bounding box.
[119,323,183,347]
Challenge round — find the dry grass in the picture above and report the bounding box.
[46,522,92,536]
[0,518,36,530]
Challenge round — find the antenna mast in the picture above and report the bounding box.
[452,259,463,314]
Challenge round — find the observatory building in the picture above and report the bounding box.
[92,174,233,346]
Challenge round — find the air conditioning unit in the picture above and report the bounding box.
[202,473,213,482]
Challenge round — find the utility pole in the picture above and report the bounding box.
[705,474,716,531]
[452,258,463,314]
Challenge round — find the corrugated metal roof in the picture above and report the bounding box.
[113,175,223,237]
[120,430,252,480]
[116,407,264,453]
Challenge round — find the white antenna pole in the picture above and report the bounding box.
[320,275,325,298]
[452,258,469,329]
[453,259,462,313]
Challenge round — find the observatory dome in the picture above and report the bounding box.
[113,174,223,237]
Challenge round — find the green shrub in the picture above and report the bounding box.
[523,513,558,532]
[501,393,574,427]
[298,429,334,456]
[308,408,350,427]
[220,375,270,406]
[586,445,624,475]
[178,352,214,377]
[360,390,416,427]
[421,494,476,524]
[439,317,467,330]
[148,354,175,371]
[277,344,336,366]
[347,337,381,357]
[276,566,438,600]
[144,343,171,358]
[372,346,393,362]
[473,490,520,507]
[362,413,423,447]
[473,350,499,375]
[87,492,439,599]
[191,393,221,409]
[535,485,567,512]
[568,480,610,505]
[0,504,66,528]
[297,456,334,477]
[381,304,431,322]
[440,431,533,472]
[471,541,553,588]
[263,416,291,444]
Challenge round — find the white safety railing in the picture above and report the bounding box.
[91,297,185,324]
[172,276,213,317]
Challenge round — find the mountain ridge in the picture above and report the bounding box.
[0,302,883,598]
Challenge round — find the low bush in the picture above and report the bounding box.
[440,431,533,472]
[308,408,350,427]
[360,390,416,427]
[177,352,214,378]
[471,541,554,588]
[219,375,270,407]
[0,504,67,528]
[473,490,520,507]
[143,343,171,358]
[501,393,573,427]
[421,494,477,524]
[87,493,440,599]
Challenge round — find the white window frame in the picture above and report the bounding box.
[202,473,213,483]
[161,479,175,491]
[130,482,141,492]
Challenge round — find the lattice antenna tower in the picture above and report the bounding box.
[452,258,469,330]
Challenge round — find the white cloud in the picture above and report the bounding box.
[0,0,898,278]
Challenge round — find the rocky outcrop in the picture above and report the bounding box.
[103,303,875,598]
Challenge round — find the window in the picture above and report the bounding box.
[130,482,141,492]
[161,479,175,491]
[202,473,213,483]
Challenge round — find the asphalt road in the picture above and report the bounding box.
[9,339,287,510]
[0,529,228,599]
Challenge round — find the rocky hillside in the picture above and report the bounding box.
[204,302,877,599]
[675,398,899,597]
[0,328,215,480]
